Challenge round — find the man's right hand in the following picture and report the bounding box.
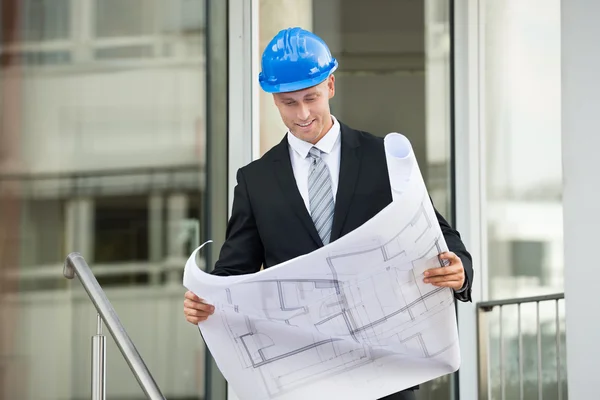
[183,290,215,324]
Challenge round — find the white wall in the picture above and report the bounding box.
[561,0,600,397]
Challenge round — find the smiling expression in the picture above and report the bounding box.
[272,75,336,144]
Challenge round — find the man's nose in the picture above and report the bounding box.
[297,104,310,120]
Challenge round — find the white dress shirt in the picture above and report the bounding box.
[287,116,341,214]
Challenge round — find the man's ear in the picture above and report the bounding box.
[328,74,336,98]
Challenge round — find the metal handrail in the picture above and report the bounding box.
[477,293,564,311]
[476,292,565,400]
[64,252,166,400]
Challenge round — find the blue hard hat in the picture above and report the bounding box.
[258,27,338,93]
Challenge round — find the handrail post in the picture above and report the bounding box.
[92,314,106,400]
[64,252,166,400]
[477,305,492,400]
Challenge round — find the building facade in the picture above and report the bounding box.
[2,0,588,399]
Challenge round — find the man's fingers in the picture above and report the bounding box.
[422,252,464,290]
[424,275,463,284]
[439,251,459,262]
[424,267,451,277]
[430,280,463,289]
[184,308,212,318]
[183,299,214,315]
[183,306,213,318]
[184,290,202,302]
[183,301,215,321]
[185,315,209,324]
[183,291,214,325]
[425,264,461,277]
[184,299,214,312]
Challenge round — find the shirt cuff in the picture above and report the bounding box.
[453,279,468,293]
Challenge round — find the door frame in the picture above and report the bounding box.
[453,1,488,399]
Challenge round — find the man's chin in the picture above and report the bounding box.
[290,126,323,144]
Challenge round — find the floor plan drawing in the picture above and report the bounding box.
[184,133,461,400]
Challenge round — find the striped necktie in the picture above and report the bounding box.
[307,147,335,245]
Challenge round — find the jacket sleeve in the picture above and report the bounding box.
[211,168,265,276]
[434,206,474,302]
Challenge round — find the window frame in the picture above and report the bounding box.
[453,1,487,399]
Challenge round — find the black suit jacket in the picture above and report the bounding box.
[210,122,473,399]
[212,122,473,303]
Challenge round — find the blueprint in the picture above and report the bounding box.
[183,133,461,400]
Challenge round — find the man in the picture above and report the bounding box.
[184,27,473,400]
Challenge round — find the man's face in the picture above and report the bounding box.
[272,75,336,144]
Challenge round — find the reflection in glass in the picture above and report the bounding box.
[258,0,455,399]
[0,1,212,399]
[485,301,567,400]
[485,0,562,301]
[95,0,155,38]
[483,1,564,398]
[21,0,71,41]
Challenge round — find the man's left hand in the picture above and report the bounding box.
[423,251,465,291]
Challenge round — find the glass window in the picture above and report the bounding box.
[20,199,65,264]
[0,0,71,66]
[482,1,565,399]
[95,0,155,38]
[0,0,206,67]
[484,0,563,300]
[257,1,455,399]
[162,0,206,33]
[21,0,71,42]
[95,0,205,37]
[91,0,205,61]
[0,0,220,399]
[94,196,149,263]
[510,240,546,280]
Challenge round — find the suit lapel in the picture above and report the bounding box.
[330,124,361,242]
[273,136,323,246]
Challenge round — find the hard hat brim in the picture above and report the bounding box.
[259,64,338,94]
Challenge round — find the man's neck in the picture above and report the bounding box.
[309,115,334,145]
[322,115,334,135]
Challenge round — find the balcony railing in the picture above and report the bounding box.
[477,293,566,400]
[64,252,166,400]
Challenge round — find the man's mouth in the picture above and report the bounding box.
[297,120,315,128]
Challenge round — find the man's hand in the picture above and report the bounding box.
[423,252,465,291]
[183,291,215,324]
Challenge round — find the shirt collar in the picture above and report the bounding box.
[287,116,341,159]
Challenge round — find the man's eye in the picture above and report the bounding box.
[305,98,315,102]
[285,101,295,106]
